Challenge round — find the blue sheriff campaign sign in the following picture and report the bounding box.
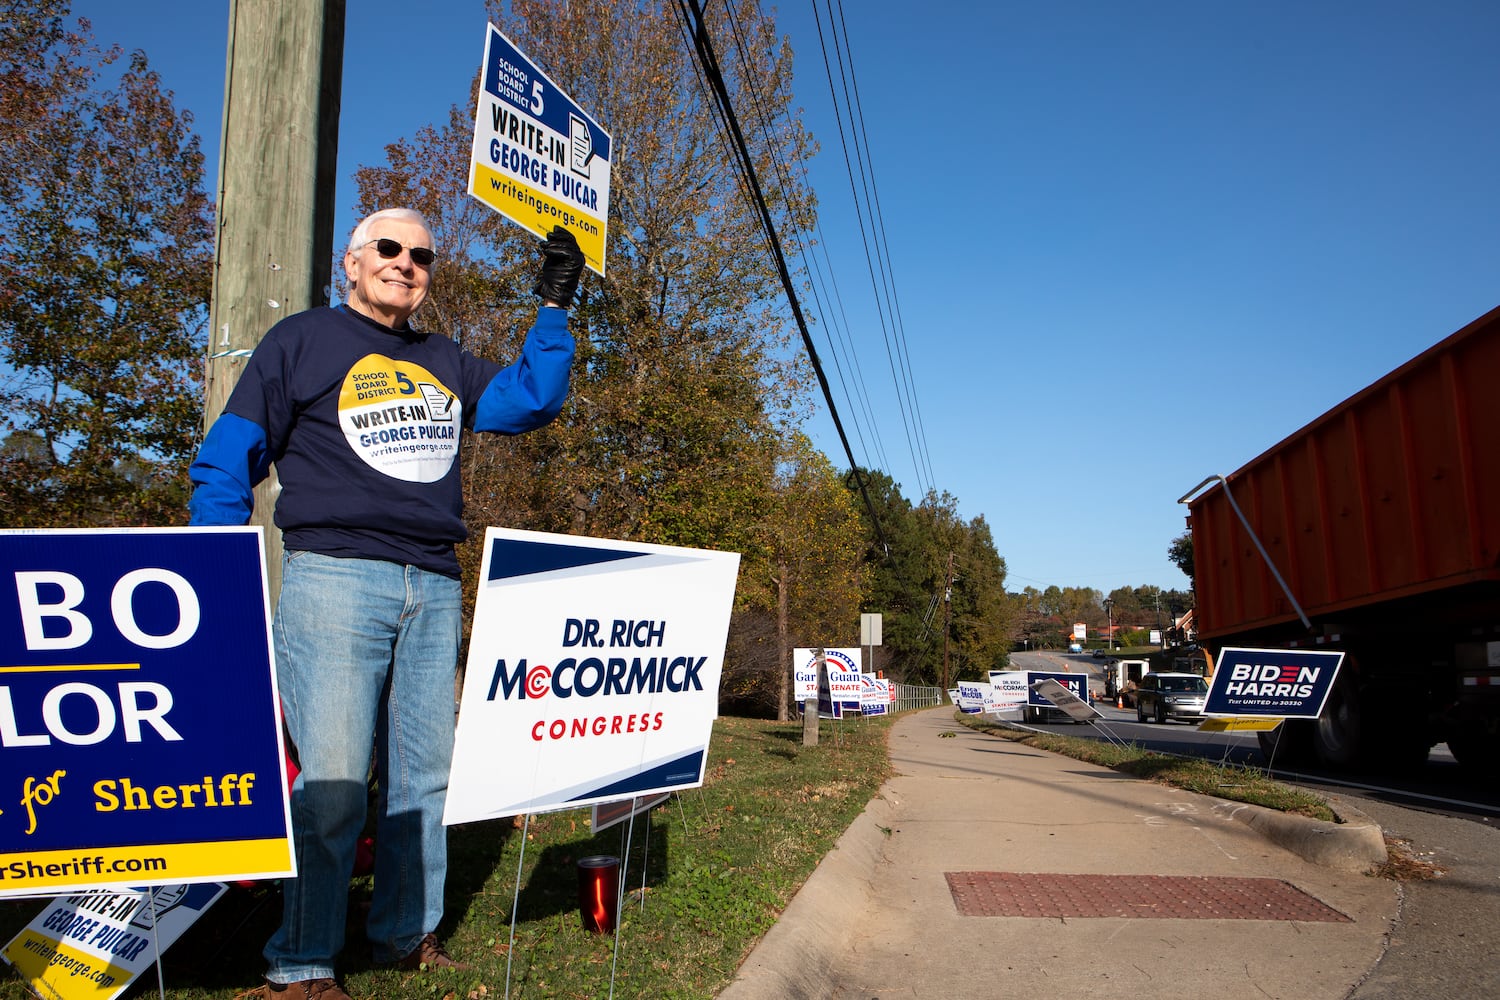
[1203,647,1346,719]
[0,529,292,898]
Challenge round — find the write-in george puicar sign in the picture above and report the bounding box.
[468,24,612,276]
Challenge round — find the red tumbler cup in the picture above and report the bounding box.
[576,855,620,933]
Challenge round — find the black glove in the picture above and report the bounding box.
[533,225,584,308]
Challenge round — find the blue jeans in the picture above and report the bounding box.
[265,551,461,983]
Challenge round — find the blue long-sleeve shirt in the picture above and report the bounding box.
[189,304,573,577]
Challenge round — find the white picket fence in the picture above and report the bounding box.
[892,683,944,713]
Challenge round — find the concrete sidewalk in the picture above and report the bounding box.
[718,706,1397,1000]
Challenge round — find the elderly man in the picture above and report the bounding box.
[190,209,582,1000]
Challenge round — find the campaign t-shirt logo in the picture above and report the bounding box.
[338,354,461,483]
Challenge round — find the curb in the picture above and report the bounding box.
[1213,793,1388,872]
[716,792,894,1000]
[971,717,1390,873]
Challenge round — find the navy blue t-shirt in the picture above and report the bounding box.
[191,304,573,576]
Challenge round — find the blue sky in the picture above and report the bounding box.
[73,1,1500,598]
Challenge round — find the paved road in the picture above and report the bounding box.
[1342,794,1500,998]
[1012,651,1500,821]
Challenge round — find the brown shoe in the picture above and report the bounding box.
[396,933,468,971]
[262,979,351,1000]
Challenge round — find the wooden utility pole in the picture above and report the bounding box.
[203,0,345,601]
[941,552,954,691]
[802,649,823,747]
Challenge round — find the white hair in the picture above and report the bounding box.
[347,208,434,254]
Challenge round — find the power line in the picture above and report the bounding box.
[809,0,936,498]
[826,0,937,494]
[721,0,893,478]
[674,0,889,555]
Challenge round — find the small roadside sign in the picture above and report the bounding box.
[2,883,226,1000]
[467,24,612,275]
[1031,678,1102,722]
[1024,670,1088,707]
[1203,647,1345,719]
[791,648,823,704]
[987,671,1029,712]
[955,681,987,714]
[821,648,862,717]
[0,528,293,898]
[444,528,738,823]
[591,793,671,835]
[1197,717,1281,732]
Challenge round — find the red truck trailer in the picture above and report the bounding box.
[1181,305,1500,771]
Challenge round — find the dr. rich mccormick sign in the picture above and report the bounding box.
[444,529,739,824]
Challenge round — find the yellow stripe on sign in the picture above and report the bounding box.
[0,663,140,673]
[472,162,606,275]
[1198,717,1282,732]
[3,931,131,999]
[0,839,292,894]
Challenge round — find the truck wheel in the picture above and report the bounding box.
[1313,658,1430,771]
[1447,723,1500,773]
[1313,670,1363,768]
[1136,701,1147,723]
[1155,703,1168,725]
[1363,684,1432,772]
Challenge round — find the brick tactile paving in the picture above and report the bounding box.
[944,872,1352,922]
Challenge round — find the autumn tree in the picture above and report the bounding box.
[0,1,213,526]
[910,490,1013,682]
[845,472,1012,684]
[1168,530,1194,586]
[723,433,866,719]
[1010,588,1062,650]
[1,1,86,198]
[472,0,817,540]
[845,469,935,680]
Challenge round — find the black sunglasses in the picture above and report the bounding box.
[363,237,435,267]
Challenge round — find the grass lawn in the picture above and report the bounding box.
[0,714,893,1000]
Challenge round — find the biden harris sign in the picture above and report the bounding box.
[444,528,739,824]
[0,529,292,898]
[1203,647,1346,719]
